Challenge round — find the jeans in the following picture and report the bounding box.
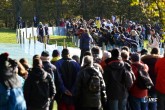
[108,99,127,110]
[157,91,165,110]
[129,95,148,110]
[148,92,157,110]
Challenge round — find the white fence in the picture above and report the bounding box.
[17,27,66,39]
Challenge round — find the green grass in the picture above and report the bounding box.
[0,28,17,43]
[49,36,76,47]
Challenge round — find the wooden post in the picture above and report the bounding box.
[63,39,66,48]
[19,30,22,44]
[23,32,25,44]
[32,23,34,38]
[25,22,27,38]
[29,34,31,45]
[16,28,19,43]
[34,36,36,44]
[44,43,46,51]
[52,26,54,35]
[55,40,57,48]
[43,36,47,50]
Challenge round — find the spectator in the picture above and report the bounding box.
[121,50,131,64]
[72,55,80,64]
[0,53,26,110]
[20,58,30,71]
[44,23,49,44]
[55,48,80,110]
[148,29,159,49]
[80,29,93,64]
[129,53,149,110]
[51,49,60,64]
[75,55,107,110]
[37,22,45,42]
[104,48,133,110]
[140,49,148,56]
[100,50,111,69]
[24,58,56,110]
[155,53,165,110]
[141,47,162,110]
[40,51,59,110]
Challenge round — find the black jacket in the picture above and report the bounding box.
[24,67,56,109]
[75,66,107,108]
[104,59,133,100]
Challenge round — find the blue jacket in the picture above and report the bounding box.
[0,83,26,110]
[55,58,80,104]
[80,33,93,50]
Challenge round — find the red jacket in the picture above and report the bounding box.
[155,57,165,94]
[130,62,148,98]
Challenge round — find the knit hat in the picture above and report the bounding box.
[52,50,60,57]
[131,53,140,62]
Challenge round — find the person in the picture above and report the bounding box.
[44,23,49,44]
[20,58,30,71]
[55,48,80,110]
[148,29,159,49]
[104,48,134,110]
[141,48,162,110]
[100,50,111,69]
[51,49,61,64]
[80,28,93,64]
[72,55,80,64]
[120,34,138,52]
[40,51,59,110]
[155,53,165,110]
[121,50,131,64]
[129,53,149,110]
[0,53,26,110]
[33,16,38,27]
[37,22,45,42]
[75,55,107,110]
[140,49,148,56]
[91,46,102,64]
[24,58,56,110]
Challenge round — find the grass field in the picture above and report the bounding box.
[0,28,17,43]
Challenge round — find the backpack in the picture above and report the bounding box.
[87,67,101,93]
[28,72,51,108]
[136,65,154,89]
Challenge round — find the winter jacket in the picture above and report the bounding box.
[130,62,148,98]
[24,67,56,109]
[75,66,107,108]
[0,83,26,110]
[0,59,26,110]
[141,54,162,93]
[155,57,165,94]
[80,33,93,50]
[104,58,133,100]
[55,57,80,104]
[42,60,63,101]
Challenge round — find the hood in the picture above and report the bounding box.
[141,54,162,61]
[108,60,125,70]
[31,67,47,79]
